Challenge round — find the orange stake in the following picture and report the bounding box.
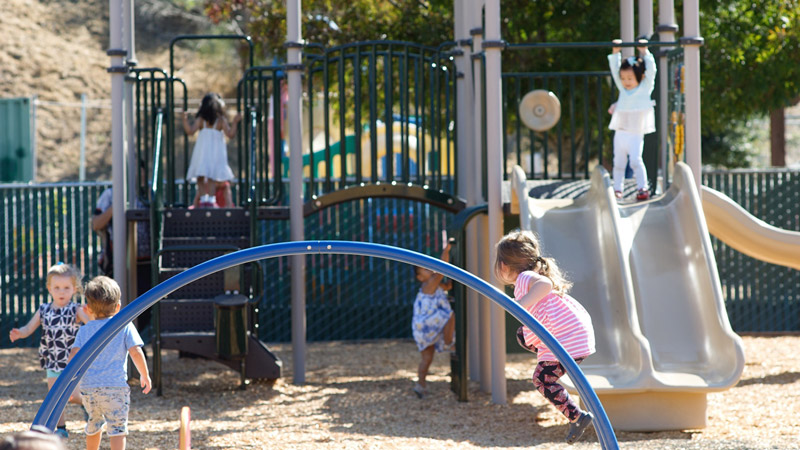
[179,406,191,450]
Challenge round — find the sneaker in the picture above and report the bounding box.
[614,191,623,199]
[566,411,593,444]
[55,426,69,439]
[515,326,537,355]
[412,382,426,399]
[636,189,650,201]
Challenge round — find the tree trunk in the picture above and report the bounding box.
[770,108,786,167]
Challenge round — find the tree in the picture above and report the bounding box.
[203,0,800,168]
[204,0,453,59]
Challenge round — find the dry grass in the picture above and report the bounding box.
[1,336,799,449]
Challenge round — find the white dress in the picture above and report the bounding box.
[186,121,234,182]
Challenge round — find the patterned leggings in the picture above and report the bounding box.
[532,358,585,422]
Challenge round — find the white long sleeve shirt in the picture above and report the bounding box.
[608,51,657,134]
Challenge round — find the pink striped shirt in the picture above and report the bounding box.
[515,271,595,362]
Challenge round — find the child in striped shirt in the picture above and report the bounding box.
[495,230,596,444]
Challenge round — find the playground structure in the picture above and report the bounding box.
[511,162,745,430]
[16,0,799,444]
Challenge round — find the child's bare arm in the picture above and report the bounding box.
[68,347,79,362]
[516,273,553,310]
[9,311,41,342]
[182,112,199,135]
[129,346,151,394]
[224,113,242,139]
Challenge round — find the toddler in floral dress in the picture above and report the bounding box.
[411,241,455,398]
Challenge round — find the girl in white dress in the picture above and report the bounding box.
[183,93,242,207]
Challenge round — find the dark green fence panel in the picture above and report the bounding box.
[0,98,34,182]
[254,195,452,342]
[704,169,800,332]
[1,182,110,347]
[304,41,458,197]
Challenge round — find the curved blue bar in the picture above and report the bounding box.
[34,241,618,449]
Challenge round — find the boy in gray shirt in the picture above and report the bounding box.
[69,276,151,450]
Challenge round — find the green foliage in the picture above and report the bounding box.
[701,121,758,168]
[699,0,800,134]
[204,0,453,58]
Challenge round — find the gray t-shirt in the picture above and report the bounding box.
[72,318,143,388]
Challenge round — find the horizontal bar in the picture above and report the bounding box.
[507,41,685,50]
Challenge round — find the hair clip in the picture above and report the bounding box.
[626,56,638,66]
[56,261,64,265]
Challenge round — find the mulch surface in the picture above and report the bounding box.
[1,336,798,449]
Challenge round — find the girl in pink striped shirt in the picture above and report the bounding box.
[495,230,596,444]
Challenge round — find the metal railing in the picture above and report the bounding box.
[303,41,458,197]
[501,40,687,189]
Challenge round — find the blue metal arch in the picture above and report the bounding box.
[33,241,619,449]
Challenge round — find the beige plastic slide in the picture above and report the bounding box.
[701,186,800,271]
[511,162,745,431]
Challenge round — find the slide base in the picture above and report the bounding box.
[588,392,707,431]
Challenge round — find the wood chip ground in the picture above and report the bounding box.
[1,336,798,449]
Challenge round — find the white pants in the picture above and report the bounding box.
[612,130,648,192]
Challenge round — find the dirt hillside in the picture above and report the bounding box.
[0,0,235,182]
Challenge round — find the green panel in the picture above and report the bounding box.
[0,98,34,182]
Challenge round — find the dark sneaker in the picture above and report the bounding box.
[636,189,650,201]
[516,326,537,355]
[55,426,69,439]
[566,411,593,444]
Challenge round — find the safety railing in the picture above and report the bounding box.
[501,40,686,189]
[302,41,458,198]
[130,68,187,206]
[238,66,285,206]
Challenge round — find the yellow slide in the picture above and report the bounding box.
[702,186,800,271]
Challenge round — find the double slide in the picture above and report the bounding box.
[511,162,798,431]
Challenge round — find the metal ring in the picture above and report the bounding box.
[482,40,506,50]
[679,36,705,46]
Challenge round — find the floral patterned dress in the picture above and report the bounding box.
[411,287,452,352]
[38,302,82,372]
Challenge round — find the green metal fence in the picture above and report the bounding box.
[2,172,799,348]
[703,169,800,332]
[0,182,110,347]
[303,41,459,197]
